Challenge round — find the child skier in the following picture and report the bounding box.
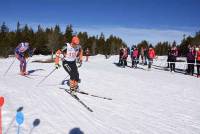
[15,42,33,75]
[55,36,83,94]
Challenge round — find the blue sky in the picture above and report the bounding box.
[1,0,200,45]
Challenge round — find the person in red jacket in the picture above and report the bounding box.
[148,45,156,70]
[196,45,200,77]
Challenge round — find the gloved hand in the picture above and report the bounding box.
[55,64,61,69]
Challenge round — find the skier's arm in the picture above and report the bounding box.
[78,48,83,64]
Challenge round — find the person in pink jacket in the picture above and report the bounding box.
[148,45,156,69]
[131,45,139,68]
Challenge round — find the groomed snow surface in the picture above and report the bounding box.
[0,55,200,134]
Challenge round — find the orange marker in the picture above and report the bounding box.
[0,96,4,134]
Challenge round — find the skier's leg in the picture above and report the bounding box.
[65,61,79,91]
[22,57,27,74]
[17,55,26,75]
[63,61,74,87]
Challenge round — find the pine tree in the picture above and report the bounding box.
[46,25,62,59]
[64,24,73,43]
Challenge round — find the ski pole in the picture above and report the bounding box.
[16,112,24,134]
[36,68,57,86]
[26,48,36,65]
[4,106,23,134]
[3,57,16,76]
[29,119,40,134]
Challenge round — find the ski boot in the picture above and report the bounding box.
[69,80,79,95]
[23,71,29,75]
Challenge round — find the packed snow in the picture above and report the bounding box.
[0,55,200,134]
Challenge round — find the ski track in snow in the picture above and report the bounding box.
[0,55,200,134]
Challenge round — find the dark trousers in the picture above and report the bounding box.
[187,60,195,75]
[119,58,123,66]
[148,58,153,69]
[169,59,176,72]
[63,60,79,81]
[132,57,138,68]
[120,58,127,67]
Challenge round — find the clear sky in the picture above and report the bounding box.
[1,0,200,45]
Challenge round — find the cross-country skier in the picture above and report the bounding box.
[15,42,33,75]
[55,36,83,94]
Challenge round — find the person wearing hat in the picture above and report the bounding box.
[55,36,83,94]
[15,42,33,75]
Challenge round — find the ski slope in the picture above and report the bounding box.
[0,55,200,134]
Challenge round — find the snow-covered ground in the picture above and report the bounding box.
[0,55,200,134]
